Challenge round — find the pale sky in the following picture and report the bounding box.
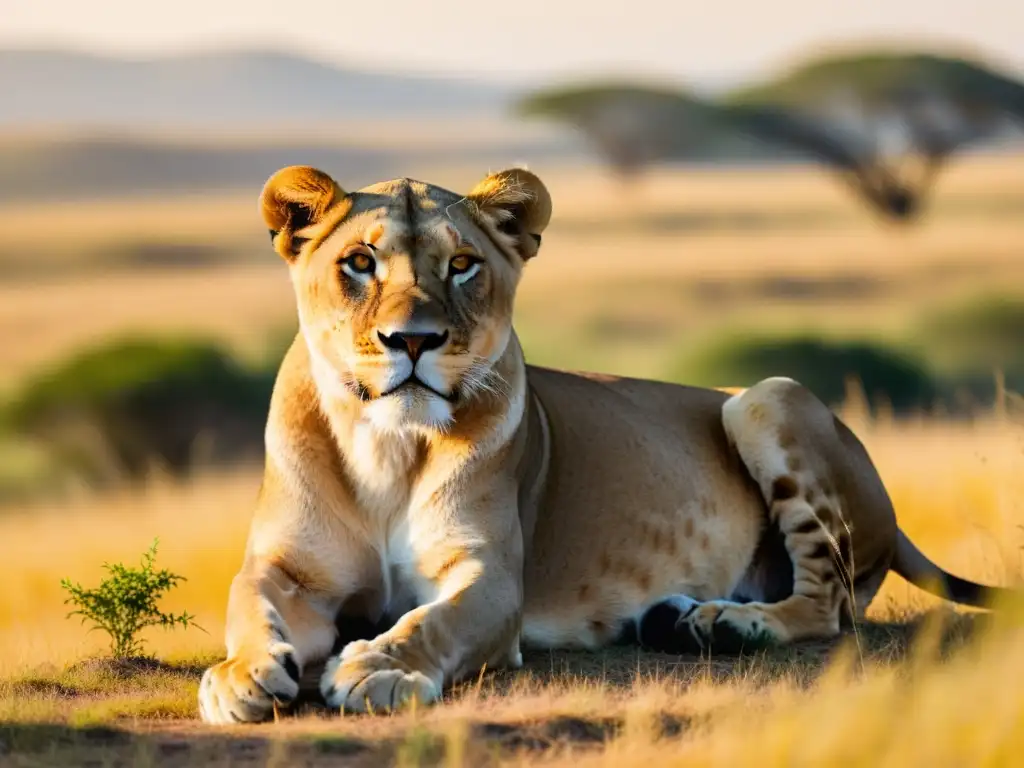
[5,0,1023,87]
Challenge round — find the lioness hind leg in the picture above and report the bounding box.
[715,378,854,643]
[638,379,857,655]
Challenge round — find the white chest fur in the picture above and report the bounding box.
[342,421,438,617]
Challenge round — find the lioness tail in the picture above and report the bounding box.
[893,529,1018,609]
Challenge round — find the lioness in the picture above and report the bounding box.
[199,165,1012,724]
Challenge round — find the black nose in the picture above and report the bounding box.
[377,330,449,361]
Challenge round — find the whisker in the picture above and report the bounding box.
[458,355,512,406]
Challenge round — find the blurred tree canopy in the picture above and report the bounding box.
[724,52,1024,221]
[516,83,724,180]
[518,50,1024,221]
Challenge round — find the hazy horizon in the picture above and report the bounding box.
[4,1,1023,89]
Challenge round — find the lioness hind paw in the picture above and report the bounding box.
[684,600,780,654]
[638,596,778,656]
[637,595,704,654]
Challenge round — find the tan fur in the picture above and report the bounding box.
[199,166,1008,724]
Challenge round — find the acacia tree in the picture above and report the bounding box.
[517,53,1024,222]
[516,84,722,183]
[722,52,1024,221]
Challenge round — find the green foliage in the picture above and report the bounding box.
[917,295,1024,374]
[716,51,1024,222]
[3,335,276,481]
[675,333,938,414]
[514,82,739,171]
[516,82,711,118]
[727,50,1024,115]
[913,294,1024,405]
[59,539,201,659]
[9,335,271,426]
[516,50,1024,208]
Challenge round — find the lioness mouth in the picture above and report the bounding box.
[379,375,459,404]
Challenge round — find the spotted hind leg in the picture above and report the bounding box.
[639,378,855,655]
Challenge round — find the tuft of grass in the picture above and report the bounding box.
[0,659,203,746]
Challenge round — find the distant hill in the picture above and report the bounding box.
[0,132,584,204]
[0,48,515,127]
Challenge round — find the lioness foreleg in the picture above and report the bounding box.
[320,489,523,713]
[199,560,339,723]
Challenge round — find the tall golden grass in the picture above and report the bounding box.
[4,407,1022,669]
[541,608,1024,767]
[1,406,1022,762]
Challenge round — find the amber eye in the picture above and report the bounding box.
[448,253,478,275]
[341,250,376,276]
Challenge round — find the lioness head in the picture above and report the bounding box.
[260,166,552,432]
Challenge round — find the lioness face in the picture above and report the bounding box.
[260,167,552,431]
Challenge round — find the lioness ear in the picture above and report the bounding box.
[259,165,345,261]
[466,168,552,260]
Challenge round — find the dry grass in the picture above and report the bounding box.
[1,410,1022,765]
[1,409,1020,668]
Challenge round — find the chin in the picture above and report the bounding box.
[364,387,455,434]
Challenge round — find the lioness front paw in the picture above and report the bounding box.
[682,600,780,653]
[198,641,300,724]
[320,646,440,714]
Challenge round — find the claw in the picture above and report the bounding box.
[279,653,300,684]
[198,645,302,725]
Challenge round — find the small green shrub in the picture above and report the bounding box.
[60,539,202,659]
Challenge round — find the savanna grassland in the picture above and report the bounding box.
[1,153,1023,765]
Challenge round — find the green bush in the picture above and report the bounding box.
[674,333,939,414]
[61,538,201,659]
[3,335,277,483]
[910,294,1024,409]
[916,295,1024,376]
